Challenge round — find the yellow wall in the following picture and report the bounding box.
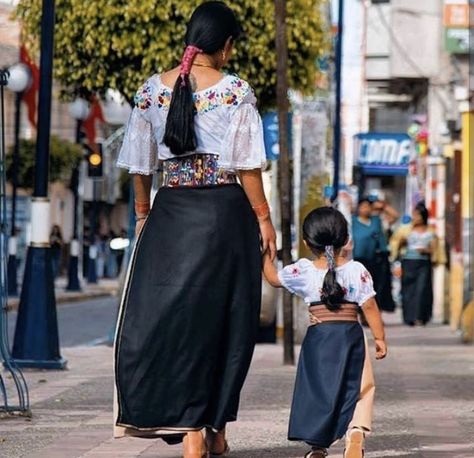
[460,111,474,342]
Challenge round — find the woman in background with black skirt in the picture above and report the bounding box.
[113,3,276,457]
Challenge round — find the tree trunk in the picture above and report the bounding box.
[275,0,294,365]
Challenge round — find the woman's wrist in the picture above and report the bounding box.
[252,200,271,221]
[135,199,150,215]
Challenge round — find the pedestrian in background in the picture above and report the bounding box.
[370,194,399,242]
[49,224,63,279]
[263,207,387,458]
[114,2,276,457]
[391,203,437,326]
[352,198,396,313]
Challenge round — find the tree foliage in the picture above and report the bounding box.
[6,136,83,189]
[15,0,328,110]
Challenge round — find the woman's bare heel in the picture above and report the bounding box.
[205,428,229,456]
[183,431,208,458]
[344,428,365,458]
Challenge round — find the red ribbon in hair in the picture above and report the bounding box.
[180,45,203,86]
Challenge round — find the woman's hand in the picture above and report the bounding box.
[259,217,277,261]
[135,218,147,238]
[375,338,388,360]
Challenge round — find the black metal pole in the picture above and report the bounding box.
[12,0,66,369]
[66,120,81,290]
[34,3,55,198]
[7,92,22,296]
[275,0,294,365]
[331,0,344,203]
[10,93,21,236]
[87,180,98,284]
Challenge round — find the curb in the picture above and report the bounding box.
[6,290,117,311]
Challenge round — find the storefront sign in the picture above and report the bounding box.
[443,3,471,27]
[444,28,470,54]
[354,133,413,176]
[262,112,293,161]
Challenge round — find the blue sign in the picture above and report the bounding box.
[263,112,293,161]
[354,133,413,176]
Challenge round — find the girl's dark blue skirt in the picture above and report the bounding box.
[288,321,366,448]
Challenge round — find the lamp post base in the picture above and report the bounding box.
[66,255,81,291]
[11,245,67,370]
[9,357,67,370]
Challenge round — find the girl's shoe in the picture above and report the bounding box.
[344,428,365,458]
[205,428,230,456]
[183,431,208,458]
[304,447,328,458]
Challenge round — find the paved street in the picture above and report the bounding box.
[1,313,473,458]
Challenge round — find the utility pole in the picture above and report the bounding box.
[331,0,344,203]
[275,0,294,365]
[12,0,66,369]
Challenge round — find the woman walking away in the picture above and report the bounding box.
[352,198,395,313]
[263,207,387,458]
[114,3,276,457]
[392,203,437,326]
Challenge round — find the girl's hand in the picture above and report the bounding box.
[375,338,387,360]
[259,217,277,261]
[135,218,147,237]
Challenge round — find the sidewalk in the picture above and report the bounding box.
[7,277,119,311]
[1,314,473,458]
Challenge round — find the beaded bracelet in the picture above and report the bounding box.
[134,199,150,216]
[252,200,270,221]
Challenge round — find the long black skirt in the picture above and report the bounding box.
[114,184,262,433]
[401,259,433,324]
[288,322,365,448]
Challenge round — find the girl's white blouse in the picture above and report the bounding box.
[278,259,376,306]
[116,74,266,175]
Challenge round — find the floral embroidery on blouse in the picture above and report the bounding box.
[361,271,370,283]
[134,82,154,110]
[134,76,251,114]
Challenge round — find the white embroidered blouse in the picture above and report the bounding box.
[116,74,266,175]
[278,259,376,306]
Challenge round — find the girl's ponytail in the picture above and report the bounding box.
[163,46,202,156]
[321,245,345,311]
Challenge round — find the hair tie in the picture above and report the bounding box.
[180,45,203,86]
[325,245,335,270]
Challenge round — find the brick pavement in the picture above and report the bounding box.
[1,314,473,458]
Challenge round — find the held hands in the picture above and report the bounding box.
[259,216,277,262]
[374,338,388,360]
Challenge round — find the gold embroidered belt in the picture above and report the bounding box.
[161,154,238,188]
[308,303,359,325]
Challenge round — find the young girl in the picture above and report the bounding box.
[263,207,387,458]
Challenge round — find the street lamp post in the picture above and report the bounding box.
[11,0,66,369]
[66,98,90,291]
[6,63,31,296]
[331,0,345,203]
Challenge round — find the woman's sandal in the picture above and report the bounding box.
[183,431,209,458]
[304,448,328,458]
[205,428,230,457]
[344,428,365,458]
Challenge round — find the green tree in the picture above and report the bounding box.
[6,136,83,189]
[15,0,328,110]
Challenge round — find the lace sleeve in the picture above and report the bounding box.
[218,93,266,170]
[116,107,158,175]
